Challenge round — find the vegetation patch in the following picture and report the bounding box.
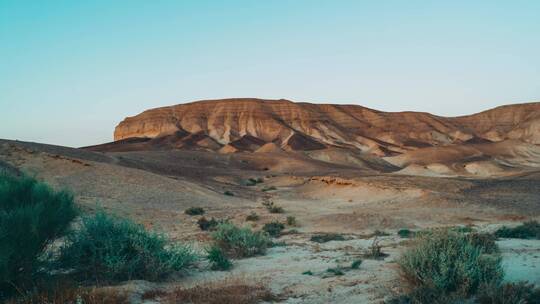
[198,217,220,231]
[494,220,540,239]
[262,221,285,237]
[212,223,271,258]
[476,281,540,304]
[244,178,263,186]
[261,186,277,192]
[7,282,129,304]
[362,237,389,260]
[143,278,276,304]
[310,233,346,243]
[350,259,362,269]
[245,212,259,221]
[263,201,284,213]
[224,190,235,196]
[396,229,503,302]
[286,216,297,226]
[326,267,345,276]
[58,211,197,282]
[0,174,78,297]
[397,228,415,238]
[302,270,313,275]
[184,206,205,216]
[207,245,232,271]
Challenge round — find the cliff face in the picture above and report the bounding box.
[112,98,540,154]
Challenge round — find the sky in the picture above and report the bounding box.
[1,1,539,147]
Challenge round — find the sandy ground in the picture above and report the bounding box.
[1,139,539,303]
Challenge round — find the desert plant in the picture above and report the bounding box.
[398,228,415,238]
[286,216,297,226]
[224,191,235,196]
[363,237,388,259]
[467,232,499,254]
[350,259,362,269]
[211,223,271,258]
[58,211,197,282]
[245,212,259,222]
[264,201,284,213]
[206,245,232,271]
[262,221,285,237]
[261,186,277,192]
[198,217,219,231]
[0,174,78,296]
[184,207,205,216]
[476,281,540,304]
[245,178,263,186]
[310,233,345,243]
[495,220,540,239]
[302,270,313,275]
[398,230,503,300]
[326,267,345,276]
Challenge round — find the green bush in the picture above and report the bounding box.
[351,260,362,269]
[495,221,540,239]
[184,207,205,216]
[262,221,285,237]
[0,174,78,296]
[58,211,197,282]
[398,230,503,300]
[261,186,277,192]
[223,191,234,196]
[206,245,232,271]
[398,229,415,238]
[467,232,499,254]
[310,233,345,243]
[211,223,271,258]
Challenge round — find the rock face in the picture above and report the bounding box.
[111,98,540,154]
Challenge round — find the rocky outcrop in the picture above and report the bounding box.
[111,98,540,154]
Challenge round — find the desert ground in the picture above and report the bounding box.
[1,135,538,303]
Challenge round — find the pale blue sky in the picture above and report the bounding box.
[1,1,539,147]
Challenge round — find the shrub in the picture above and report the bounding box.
[476,281,540,304]
[245,178,263,186]
[184,207,205,216]
[374,230,390,236]
[494,221,540,239]
[302,270,313,275]
[261,186,277,192]
[351,260,362,269]
[211,223,271,258]
[363,237,388,260]
[264,202,284,213]
[326,267,345,276]
[245,212,259,222]
[262,221,285,237]
[468,232,499,254]
[198,217,219,231]
[398,230,503,300]
[398,229,415,238]
[224,191,235,196]
[58,211,197,282]
[310,233,345,243]
[0,174,78,296]
[206,245,232,271]
[286,216,297,226]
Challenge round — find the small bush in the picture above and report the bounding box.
[363,237,388,260]
[245,212,259,222]
[326,267,345,276]
[286,216,297,226]
[398,230,503,300]
[451,226,475,233]
[224,191,235,196]
[206,245,232,271]
[198,217,219,231]
[495,221,540,239]
[351,260,362,269]
[245,178,263,186]
[302,270,313,275]
[211,223,271,258]
[374,230,390,236]
[58,211,197,282]
[476,281,540,304]
[0,174,78,296]
[468,232,499,254]
[264,202,284,213]
[398,229,415,238]
[261,186,277,192]
[310,233,345,243]
[185,207,205,216]
[262,221,285,237]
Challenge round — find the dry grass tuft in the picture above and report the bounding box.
[7,284,129,304]
[143,277,276,304]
